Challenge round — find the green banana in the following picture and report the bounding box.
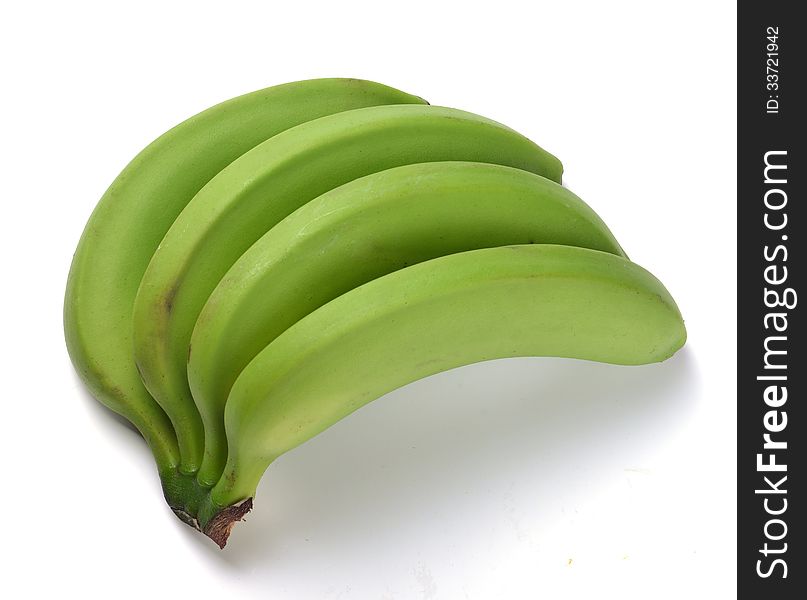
[132,104,564,486]
[188,161,624,486]
[64,78,426,507]
[198,244,686,546]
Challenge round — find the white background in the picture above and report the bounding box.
[1,1,736,598]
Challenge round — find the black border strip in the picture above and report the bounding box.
[738,2,803,597]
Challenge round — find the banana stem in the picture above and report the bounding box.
[159,467,252,548]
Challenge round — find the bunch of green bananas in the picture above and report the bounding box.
[64,78,686,548]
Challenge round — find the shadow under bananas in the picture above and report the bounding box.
[186,346,699,572]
